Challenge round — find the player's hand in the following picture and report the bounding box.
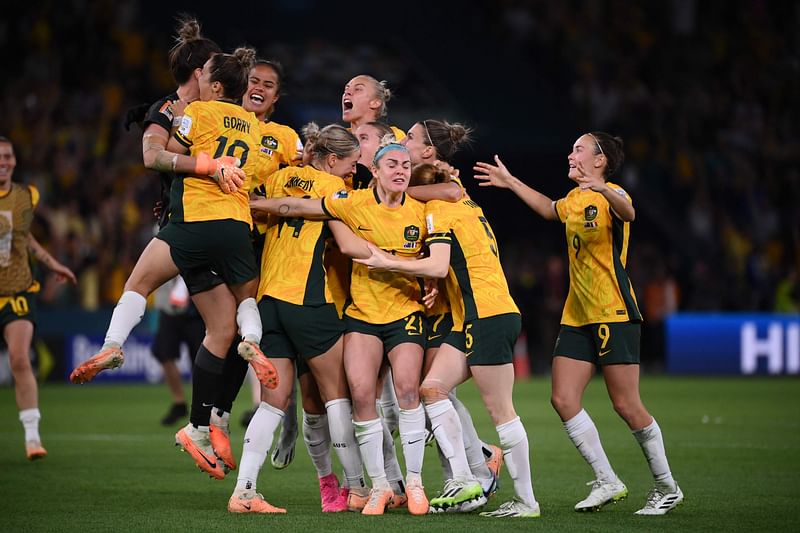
[153,200,164,220]
[434,160,460,180]
[422,278,439,309]
[474,155,515,189]
[212,156,245,194]
[575,160,607,192]
[51,262,78,285]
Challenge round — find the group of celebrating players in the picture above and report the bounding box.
[64,16,684,518]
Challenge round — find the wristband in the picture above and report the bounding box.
[194,152,218,177]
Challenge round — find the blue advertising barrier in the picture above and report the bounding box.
[666,313,800,375]
[66,334,192,383]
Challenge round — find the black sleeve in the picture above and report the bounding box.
[143,94,177,134]
[351,163,373,190]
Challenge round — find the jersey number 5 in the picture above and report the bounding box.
[478,216,498,257]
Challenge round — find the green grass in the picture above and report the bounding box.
[1,377,798,532]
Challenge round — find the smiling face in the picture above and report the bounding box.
[326,150,361,178]
[372,148,412,194]
[0,141,16,191]
[342,75,381,125]
[403,122,434,165]
[243,63,280,120]
[567,134,604,182]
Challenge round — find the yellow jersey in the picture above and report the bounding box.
[554,183,642,326]
[0,184,40,295]
[322,188,427,324]
[172,100,266,225]
[258,165,345,306]
[425,196,518,330]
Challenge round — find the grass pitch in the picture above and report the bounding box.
[1,376,798,532]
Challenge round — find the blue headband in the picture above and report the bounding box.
[373,143,409,165]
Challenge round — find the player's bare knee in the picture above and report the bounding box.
[550,392,577,419]
[420,381,449,405]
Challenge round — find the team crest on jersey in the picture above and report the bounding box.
[260,135,278,156]
[584,205,598,221]
[261,136,279,150]
[404,225,420,243]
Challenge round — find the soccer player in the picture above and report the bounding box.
[355,155,542,519]
[68,18,245,385]
[0,136,77,460]
[474,132,683,515]
[228,123,366,514]
[251,141,434,516]
[403,120,506,499]
[208,59,304,473]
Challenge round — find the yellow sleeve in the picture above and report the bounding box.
[424,200,453,245]
[174,102,200,148]
[321,189,354,223]
[28,185,40,209]
[391,126,406,141]
[555,195,569,223]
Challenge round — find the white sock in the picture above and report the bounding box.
[633,418,677,491]
[399,403,426,484]
[19,408,41,443]
[381,420,405,492]
[564,409,617,482]
[211,409,230,430]
[303,411,332,478]
[235,401,283,492]
[325,399,366,489]
[426,399,472,480]
[379,371,400,435]
[103,291,146,348]
[236,298,262,344]
[497,416,537,507]
[353,418,389,489]
[451,394,493,483]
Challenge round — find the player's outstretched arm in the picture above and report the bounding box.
[28,235,77,284]
[250,196,329,220]
[354,242,450,278]
[474,155,558,221]
[328,221,371,259]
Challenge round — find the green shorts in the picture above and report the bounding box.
[0,288,37,328]
[553,322,641,365]
[259,296,344,361]
[344,311,427,356]
[425,313,453,349]
[157,220,257,295]
[463,313,521,366]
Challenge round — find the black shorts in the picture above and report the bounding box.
[463,313,521,366]
[554,322,640,365]
[0,288,37,329]
[344,311,427,356]
[156,220,257,295]
[425,313,453,350]
[151,312,205,363]
[260,297,344,361]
